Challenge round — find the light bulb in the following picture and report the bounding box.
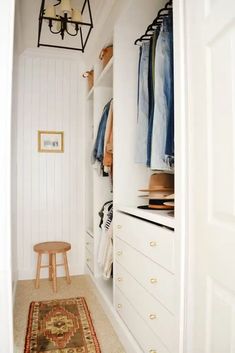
[44,4,56,18]
[60,0,72,14]
[72,9,82,22]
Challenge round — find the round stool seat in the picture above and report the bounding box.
[34,241,71,254]
[33,241,71,292]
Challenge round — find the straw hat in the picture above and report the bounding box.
[139,173,174,200]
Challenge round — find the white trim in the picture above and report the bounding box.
[117,205,175,228]
[176,0,195,352]
[18,266,84,281]
[12,279,18,308]
[183,0,197,349]
[173,0,189,352]
[0,0,15,352]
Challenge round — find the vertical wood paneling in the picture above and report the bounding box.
[17,52,84,279]
[17,56,25,273]
[23,56,33,271]
[31,57,40,267]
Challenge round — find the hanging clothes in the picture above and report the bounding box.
[92,99,113,175]
[135,41,150,164]
[147,30,159,167]
[135,8,174,171]
[101,224,113,280]
[98,200,112,228]
[164,18,174,165]
[151,16,174,170]
[98,202,113,280]
[103,100,113,170]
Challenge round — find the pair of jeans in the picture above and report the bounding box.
[147,30,159,167]
[93,100,112,163]
[164,18,174,161]
[135,41,150,164]
[150,17,174,170]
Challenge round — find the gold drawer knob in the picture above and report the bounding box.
[150,278,157,284]
[117,250,123,256]
[149,241,157,247]
[117,304,122,309]
[149,350,157,353]
[117,225,122,229]
[117,277,123,282]
[149,314,157,320]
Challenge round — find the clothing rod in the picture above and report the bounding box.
[134,0,173,46]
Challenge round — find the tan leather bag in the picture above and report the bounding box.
[99,46,113,69]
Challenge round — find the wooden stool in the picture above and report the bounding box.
[33,241,71,292]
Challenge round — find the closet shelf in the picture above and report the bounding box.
[95,57,113,88]
[117,205,175,229]
[86,58,113,99]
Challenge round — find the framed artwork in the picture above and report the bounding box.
[38,131,64,153]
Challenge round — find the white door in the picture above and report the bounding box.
[0,1,15,353]
[185,0,235,352]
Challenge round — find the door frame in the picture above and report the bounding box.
[174,0,191,352]
[0,0,15,352]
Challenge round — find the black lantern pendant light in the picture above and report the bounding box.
[38,0,93,52]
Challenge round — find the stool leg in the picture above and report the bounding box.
[52,253,57,292]
[63,252,71,284]
[35,254,42,289]
[49,254,52,281]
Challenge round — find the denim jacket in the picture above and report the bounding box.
[92,99,112,164]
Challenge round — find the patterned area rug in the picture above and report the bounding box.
[24,297,101,353]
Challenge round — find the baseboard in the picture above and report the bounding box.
[12,269,19,308]
[18,265,83,280]
[12,280,18,308]
[89,275,142,353]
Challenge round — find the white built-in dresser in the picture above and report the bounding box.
[114,209,176,353]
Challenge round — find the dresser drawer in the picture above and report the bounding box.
[114,257,176,352]
[85,248,94,273]
[115,287,170,353]
[115,212,175,272]
[115,238,176,313]
[85,232,94,254]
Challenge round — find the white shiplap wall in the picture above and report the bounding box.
[17,49,85,280]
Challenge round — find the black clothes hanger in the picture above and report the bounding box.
[134,0,173,46]
[107,203,113,212]
[98,200,113,228]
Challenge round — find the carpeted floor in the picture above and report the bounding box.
[14,275,125,353]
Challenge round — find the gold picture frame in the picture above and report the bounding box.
[38,131,64,153]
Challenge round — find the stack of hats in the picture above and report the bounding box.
[138,173,175,210]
